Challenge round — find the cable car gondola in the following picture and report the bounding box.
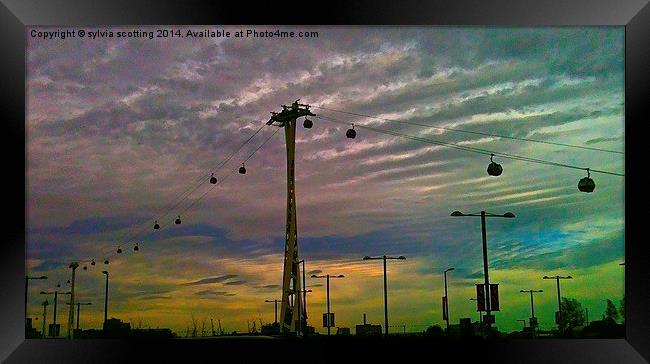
[175,216,182,225]
[487,154,503,176]
[239,163,247,174]
[303,118,313,129]
[346,124,357,139]
[210,173,217,184]
[578,168,596,193]
[154,221,160,230]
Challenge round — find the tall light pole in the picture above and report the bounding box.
[451,210,515,333]
[264,299,280,325]
[311,274,345,336]
[297,259,308,335]
[443,267,454,333]
[67,262,79,339]
[25,275,47,326]
[67,302,91,330]
[102,271,109,327]
[520,289,543,333]
[543,275,572,334]
[362,255,406,338]
[41,300,48,339]
[40,289,70,337]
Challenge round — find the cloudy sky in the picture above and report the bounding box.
[26,26,625,335]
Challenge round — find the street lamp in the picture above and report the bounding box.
[362,255,406,338]
[67,262,79,339]
[41,300,49,339]
[264,299,280,325]
[543,275,572,334]
[25,275,47,326]
[517,319,527,330]
[102,271,109,327]
[40,289,70,338]
[297,259,308,335]
[311,274,345,336]
[443,267,454,334]
[520,289,543,334]
[67,302,92,330]
[450,210,515,333]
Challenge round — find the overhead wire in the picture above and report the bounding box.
[312,106,624,155]
[314,114,624,177]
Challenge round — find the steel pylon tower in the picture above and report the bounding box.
[267,100,315,335]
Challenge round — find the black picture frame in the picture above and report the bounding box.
[2,0,648,362]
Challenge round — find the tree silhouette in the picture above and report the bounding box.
[619,296,625,322]
[560,297,585,332]
[605,299,619,323]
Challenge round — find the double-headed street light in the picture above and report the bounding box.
[264,299,280,325]
[543,275,572,334]
[450,210,515,332]
[25,275,47,326]
[66,302,92,330]
[311,274,345,336]
[443,268,454,333]
[362,255,406,338]
[520,289,543,334]
[40,289,71,337]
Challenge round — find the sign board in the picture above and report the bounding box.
[475,284,486,311]
[442,296,448,320]
[322,313,335,328]
[489,284,500,311]
[482,314,495,324]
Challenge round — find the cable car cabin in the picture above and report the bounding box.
[154,221,160,229]
[303,118,313,129]
[487,161,503,176]
[210,173,217,184]
[239,165,247,174]
[346,128,356,139]
[578,176,596,192]
[175,216,182,225]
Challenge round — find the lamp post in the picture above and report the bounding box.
[41,300,48,339]
[102,271,109,327]
[40,289,70,337]
[67,302,91,330]
[362,255,406,338]
[450,210,515,333]
[520,289,543,334]
[543,275,572,334]
[265,299,280,325]
[25,275,48,326]
[297,259,308,335]
[443,267,454,333]
[311,274,345,336]
[67,262,79,339]
[517,319,527,330]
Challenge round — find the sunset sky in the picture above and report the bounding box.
[26,26,625,335]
